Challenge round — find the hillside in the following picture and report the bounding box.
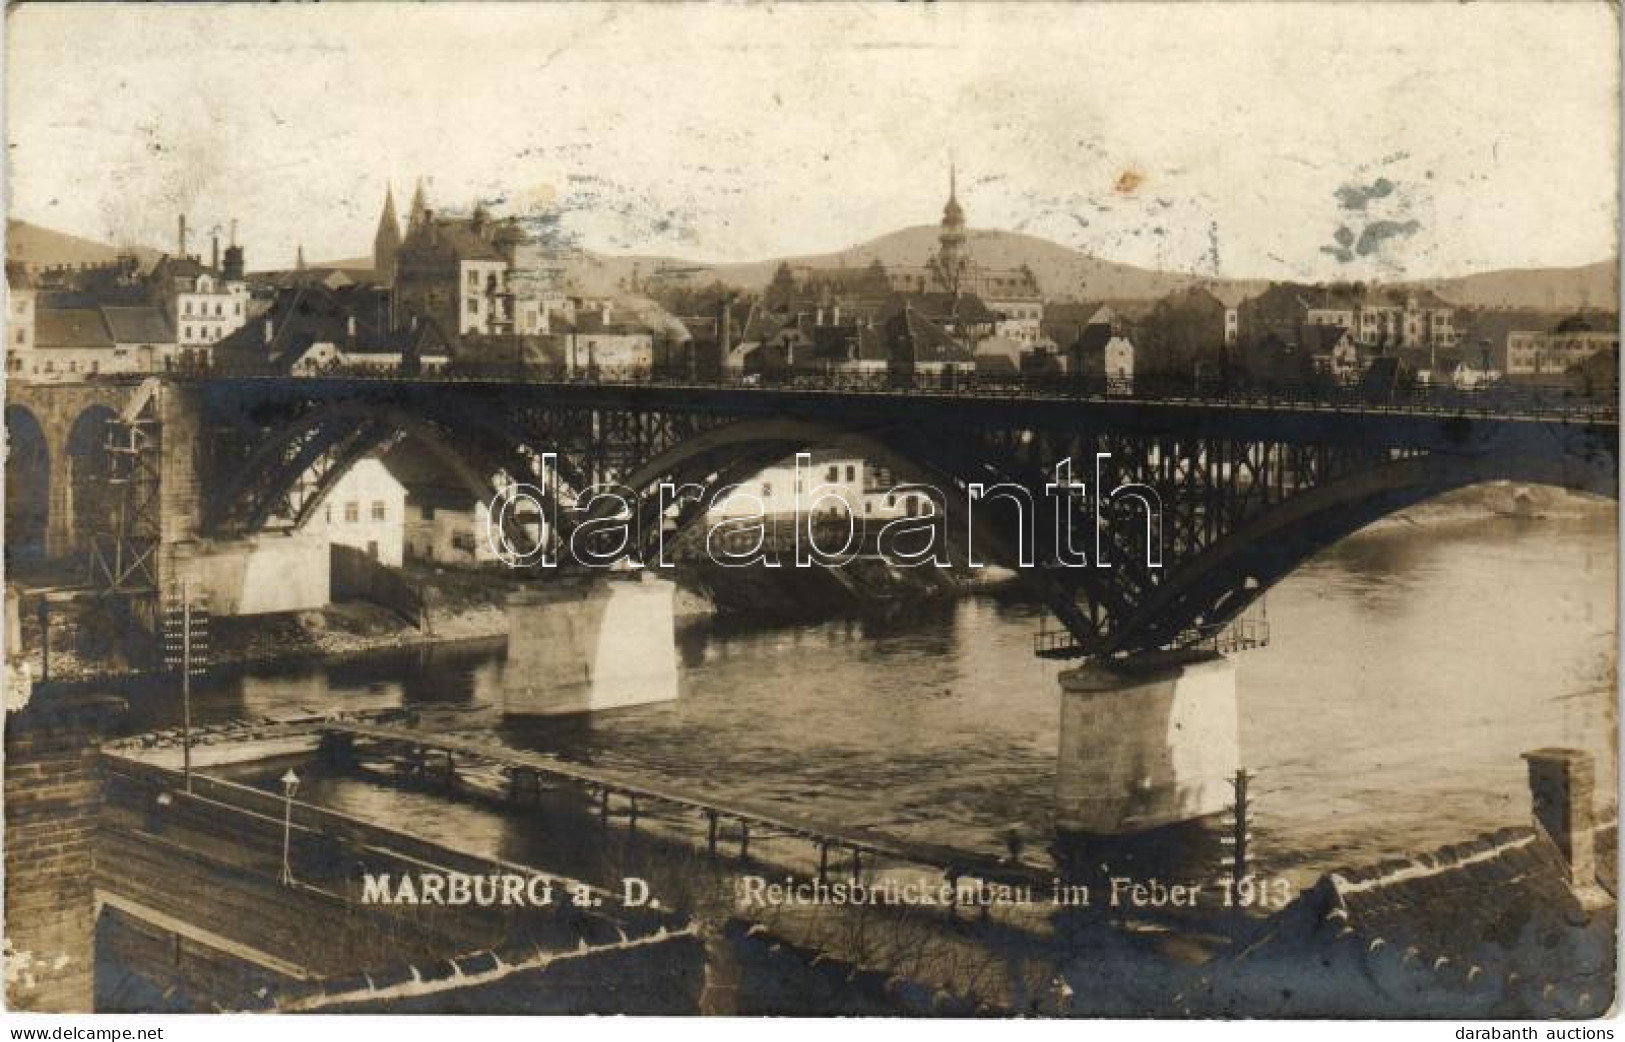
[9,217,1615,311]
[581,225,1265,304]
[6,220,162,270]
[1414,260,1618,311]
[576,226,1617,311]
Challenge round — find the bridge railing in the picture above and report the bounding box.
[1033,614,1271,661]
[167,357,1619,422]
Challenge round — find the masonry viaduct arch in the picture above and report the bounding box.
[5,381,144,563]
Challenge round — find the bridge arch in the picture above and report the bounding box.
[187,378,1616,660]
[64,404,120,555]
[5,404,50,561]
[559,415,1616,660]
[1098,450,1616,656]
[207,399,584,542]
[559,416,1094,637]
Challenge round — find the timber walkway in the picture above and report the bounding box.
[320,720,1050,894]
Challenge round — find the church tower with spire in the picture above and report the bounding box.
[931,162,971,296]
[374,185,402,285]
[407,178,429,232]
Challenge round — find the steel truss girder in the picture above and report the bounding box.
[196,385,1612,660]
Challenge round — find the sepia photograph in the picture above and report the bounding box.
[1,0,1618,1027]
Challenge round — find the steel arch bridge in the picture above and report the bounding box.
[169,373,1617,660]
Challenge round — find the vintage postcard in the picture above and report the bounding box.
[2,0,1618,1023]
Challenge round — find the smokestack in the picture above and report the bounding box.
[178,215,188,258]
[211,235,220,272]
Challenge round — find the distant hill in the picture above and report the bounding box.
[11,217,1616,311]
[574,226,1618,311]
[581,225,1267,304]
[1413,260,1618,311]
[6,220,162,270]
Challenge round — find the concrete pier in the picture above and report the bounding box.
[502,574,679,716]
[164,532,331,615]
[1054,650,1239,835]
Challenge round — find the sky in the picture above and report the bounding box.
[5,2,1619,281]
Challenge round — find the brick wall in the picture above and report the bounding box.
[4,695,123,1011]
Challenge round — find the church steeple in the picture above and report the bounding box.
[933,160,969,296]
[942,160,965,230]
[407,178,429,231]
[374,185,402,283]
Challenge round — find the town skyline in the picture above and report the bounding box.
[7,3,1618,284]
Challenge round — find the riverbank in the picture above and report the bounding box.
[11,555,1000,688]
[11,486,1605,688]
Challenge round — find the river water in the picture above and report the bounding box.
[127,499,1617,886]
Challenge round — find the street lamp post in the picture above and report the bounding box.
[278,768,300,885]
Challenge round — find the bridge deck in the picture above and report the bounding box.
[187,369,1619,429]
[322,721,1046,889]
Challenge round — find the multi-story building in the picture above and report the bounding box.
[1355,289,1458,351]
[1504,329,1620,378]
[318,456,407,567]
[152,216,250,354]
[392,187,525,350]
[566,303,656,373]
[7,263,35,365]
[1239,283,1458,363]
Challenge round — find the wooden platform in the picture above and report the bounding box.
[322,720,1048,890]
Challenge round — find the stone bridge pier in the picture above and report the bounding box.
[502,573,680,716]
[1054,650,1239,838]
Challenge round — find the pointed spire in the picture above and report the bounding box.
[375,184,402,277]
[408,178,429,231]
[377,185,399,238]
[941,157,966,230]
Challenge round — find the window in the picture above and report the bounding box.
[344,501,359,523]
[467,270,479,288]
[826,465,839,482]
[846,465,856,482]
[184,326,192,339]
[215,303,222,317]
[326,504,332,523]
[421,504,436,520]
[184,301,193,315]
[235,303,242,316]
[761,482,772,497]
[371,501,387,521]
[15,329,23,344]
